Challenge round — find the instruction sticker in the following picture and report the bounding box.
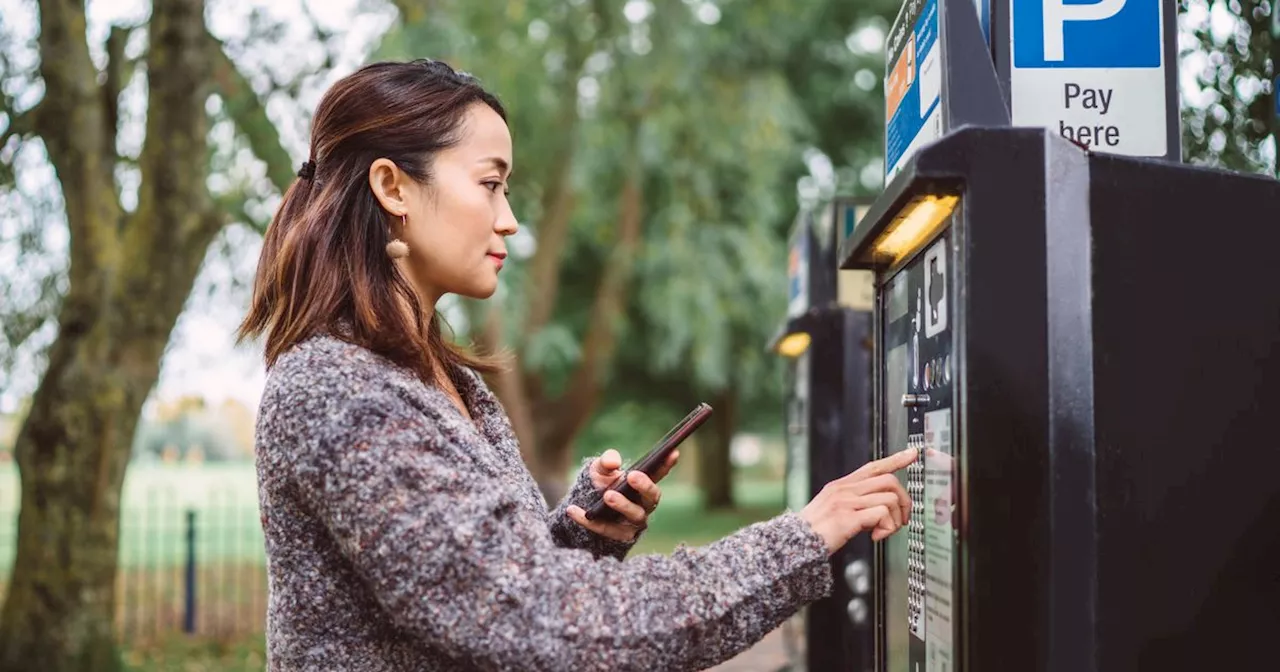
[885,0,943,181]
[923,408,955,672]
[924,238,948,338]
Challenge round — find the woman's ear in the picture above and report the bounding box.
[368,158,408,216]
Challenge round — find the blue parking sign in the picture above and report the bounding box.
[1013,0,1162,69]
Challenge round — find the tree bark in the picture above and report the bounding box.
[698,388,738,510]
[209,33,296,202]
[0,1,218,669]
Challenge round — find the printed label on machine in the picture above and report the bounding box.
[1009,0,1170,156]
[787,228,809,318]
[924,239,948,338]
[885,0,943,182]
[924,408,955,672]
[785,354,811,513]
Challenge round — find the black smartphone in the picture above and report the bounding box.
[584,402,713,523]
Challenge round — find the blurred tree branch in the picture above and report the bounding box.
[32,0,124,324]
[208,35,296,203]
[519,15,592,358]
[537,127,644,461]
[0,104,38,185]
[101,24,137,150]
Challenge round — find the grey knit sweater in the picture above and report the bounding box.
[255,334,833,671]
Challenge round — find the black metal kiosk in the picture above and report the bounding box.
[840,125,1280,671]
[771,201,876,671]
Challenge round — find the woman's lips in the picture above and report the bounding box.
[487,252,506,270]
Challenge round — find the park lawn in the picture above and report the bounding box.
[630,479,787,555]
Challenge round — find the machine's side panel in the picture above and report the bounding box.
[1086,158,1280,670]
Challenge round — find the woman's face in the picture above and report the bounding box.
[369,102,517,306]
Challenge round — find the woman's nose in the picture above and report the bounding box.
[495,199,518,235]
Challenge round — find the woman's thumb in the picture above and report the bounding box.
[596,449,622,473]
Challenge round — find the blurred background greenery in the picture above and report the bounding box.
[0,0,1275,669]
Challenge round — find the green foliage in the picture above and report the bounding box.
[1179,0,1277,175]
[375,1,895,419]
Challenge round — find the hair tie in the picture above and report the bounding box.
[297,160,316,180]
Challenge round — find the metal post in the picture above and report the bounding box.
[183,508,196,634]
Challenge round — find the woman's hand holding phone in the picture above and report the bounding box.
[800,447,919,555]
[566,448,679,542]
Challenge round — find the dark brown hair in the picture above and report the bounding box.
[238,59,506,381]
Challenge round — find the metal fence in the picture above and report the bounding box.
[0,472,267,645]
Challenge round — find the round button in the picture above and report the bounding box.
[848,598,869,625]
[844,560,871,594]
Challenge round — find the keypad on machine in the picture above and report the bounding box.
[905,433,926,638]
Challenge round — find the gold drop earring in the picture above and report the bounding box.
[386,213,410,259]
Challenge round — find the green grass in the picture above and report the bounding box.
[632,479,786,555]
[121,635,266,672]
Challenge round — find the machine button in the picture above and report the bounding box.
[844,559,871,594]
[902,394,931,407]
[848,598,869,625]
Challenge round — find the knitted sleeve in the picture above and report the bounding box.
[546,459,640,560]
[289,388,833,672]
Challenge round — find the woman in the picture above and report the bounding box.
[240,59,916,672]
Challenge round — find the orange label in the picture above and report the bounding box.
[886,35,916,122]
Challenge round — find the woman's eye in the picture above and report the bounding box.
[484,181,504,193]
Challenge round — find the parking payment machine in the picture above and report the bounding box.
[838,0,1280,665]
[841,127,1280,671]
[771,201,875,671]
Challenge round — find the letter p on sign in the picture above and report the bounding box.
[1043,0,1126,61]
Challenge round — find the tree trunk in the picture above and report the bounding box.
[0,307,181,671]
[0,1,218,668]
[698,388,738,510]
[519,14,590,347]
[530,130,645,504]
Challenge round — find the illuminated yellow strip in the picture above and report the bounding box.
[872,194,960,264]
[775,332,812,358]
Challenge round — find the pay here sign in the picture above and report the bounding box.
[1010,0,1170,156]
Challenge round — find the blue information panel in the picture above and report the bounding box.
[1013,0,1161,68]
[787,225,808,318]
[885,0,943,181]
